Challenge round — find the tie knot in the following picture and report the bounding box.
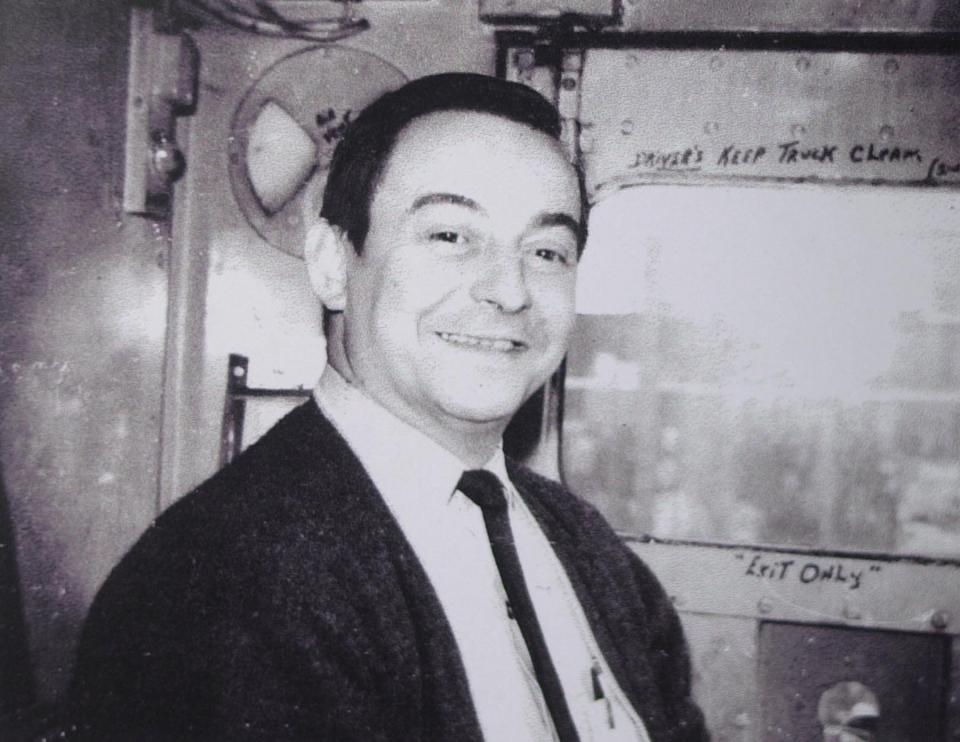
[458,469,508,513]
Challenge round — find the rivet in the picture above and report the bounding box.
[152,140,185,181]
[791,123,807,137]
[795,56,811,72]
[561,76,577,91]
[842,604,862,620]
[884,58,900,74]
[931,610,950,630]
[757,597,774,614]
[879,124,895,141]
[579,129,595,153]
[621,119,635,135]
[515,49,535,72]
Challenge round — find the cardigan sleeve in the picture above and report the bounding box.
[69,601,396,741]
[66,507,400,742]
[625,548,711,742]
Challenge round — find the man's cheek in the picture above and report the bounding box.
[535,292,576,341]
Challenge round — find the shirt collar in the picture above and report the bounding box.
[484,446,514,503]
[313,364,509,505]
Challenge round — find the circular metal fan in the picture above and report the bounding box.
[228,45,407,257]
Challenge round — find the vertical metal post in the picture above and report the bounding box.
[557,50,584,164]
[220,355,249,467]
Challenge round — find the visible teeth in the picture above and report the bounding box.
[438,332,518,351]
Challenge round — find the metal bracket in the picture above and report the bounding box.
[123,6,198,217]
[220,354,311,466]
[557,49,584,165]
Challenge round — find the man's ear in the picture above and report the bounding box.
[303,219,349,311]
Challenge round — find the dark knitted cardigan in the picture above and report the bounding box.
[68,400,708,741]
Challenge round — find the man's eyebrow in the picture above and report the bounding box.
[408,193,486,214]
[533,212,583,240]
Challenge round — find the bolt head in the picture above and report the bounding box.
[931,610,950,630]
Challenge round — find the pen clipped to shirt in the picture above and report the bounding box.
[591,660,616,729]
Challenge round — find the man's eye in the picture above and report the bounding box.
[535,248,568,264]
[430,230,464,244]
[529,244,577,269]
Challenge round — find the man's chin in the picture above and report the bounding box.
[438,392,530,429]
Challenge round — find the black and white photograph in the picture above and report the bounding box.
[2,1,960,740]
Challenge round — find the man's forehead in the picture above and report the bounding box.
[390,109,566,160]
[375,110,580,213]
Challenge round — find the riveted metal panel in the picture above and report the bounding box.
[632,539,960,738]
[620,0,960,33]
[758,622,949,740]
[680,614,759,742]
[628,539,960,636]
[480,0,618,24]
[950,638,960,741]
[0,0,168,700]
[578,48,960,199]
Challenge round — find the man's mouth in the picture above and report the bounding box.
[436,331,526,352]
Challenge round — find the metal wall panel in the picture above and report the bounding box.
[632,540,960,739]
[620,0,960,32]
[0,0,168,701]
[164,1,498,505]
[578,48,960,199]
[758,622,948,740]
[680,614,758,742]
[480,0,618,23]
[630,540,960,636]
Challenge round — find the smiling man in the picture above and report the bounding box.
[69,74,707,741]
[313,102,580,466]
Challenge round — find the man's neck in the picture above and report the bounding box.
[326,354,502,469]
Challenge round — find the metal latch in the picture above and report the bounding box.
[123,6,198,217]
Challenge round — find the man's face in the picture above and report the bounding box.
[340,110,582,445]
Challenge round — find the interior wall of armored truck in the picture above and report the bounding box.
[4,2,960,741]
[0,0,495,718]
[0,0,169,712]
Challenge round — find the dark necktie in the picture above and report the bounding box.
[457,470,581,742]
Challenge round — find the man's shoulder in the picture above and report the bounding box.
[159,399,358,531]
[76,400,395,655]
[94,400,370,601]
[507,461,622,546]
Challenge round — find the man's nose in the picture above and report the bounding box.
[470,251,532,313]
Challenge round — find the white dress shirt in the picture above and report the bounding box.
[314,366,650,741]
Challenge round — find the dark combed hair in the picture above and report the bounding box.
[320,72,587,254]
